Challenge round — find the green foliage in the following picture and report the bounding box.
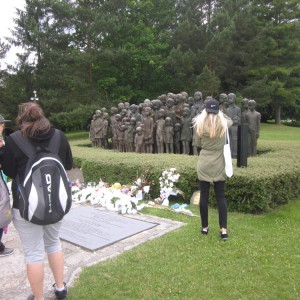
[49,104,98,131]
[246,0,300,124]
[1,0,299,123]
[193,65,221,97]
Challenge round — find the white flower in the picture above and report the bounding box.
[143,185,150,193]
[131,185,137,192]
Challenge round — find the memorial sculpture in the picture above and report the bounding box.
[244,99,261,156]
[226,93,241,158]
[135,126,145,153]
[191,91,204,118]
[165,98,177,126]
[118,102,125,112]
[88,91,258,159]
[155,109,166,154]
[180,107,192,155]
[114,113,122,151]
[143,107,154,154]
[187,96,194,108]
[130,104,141,123]
[89,114,96,147]
[152,100,163,122]
[164,117,174,154]
[219,93,228,113]
[124,102,130,111]
[126,118,136,152]
[124,121,131,152]
[93,110,103,148]
[110,107,118,150]
[101,112,109,149]
[157,94,167,108]
[180,91,189,103]
[174,123,181,154]
[119,124,126,152]
[241,98,249,122]
[173,93,184,121]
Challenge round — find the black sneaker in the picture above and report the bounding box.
[27,295,34,300]
[200,227,209,235]
[53,282,68,300]
[221,231,228,241]
[0,247,14,257]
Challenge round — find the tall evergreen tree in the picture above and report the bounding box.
[203,0,258,93]
[246,0,300,124]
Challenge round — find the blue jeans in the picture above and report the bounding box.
[199,181,227,229]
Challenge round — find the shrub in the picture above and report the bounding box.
[50,104,99,131]
[69,138,300,214]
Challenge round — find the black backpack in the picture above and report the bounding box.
[10,129,72,225]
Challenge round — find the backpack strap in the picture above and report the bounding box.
[10,129,61,158]
[10,131,36,158]
[48,129,61,154]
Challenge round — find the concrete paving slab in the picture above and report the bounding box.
[0,205,185,300]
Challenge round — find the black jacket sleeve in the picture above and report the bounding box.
[1,136,21,179]
[58,130,73,170]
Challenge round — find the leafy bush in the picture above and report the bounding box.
[69,138,300,214]
[282,120,300,127]
[50,104,99,131]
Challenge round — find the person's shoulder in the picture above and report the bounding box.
[6,130,21,145]
[9,130,21,138]
[54,129,68,141]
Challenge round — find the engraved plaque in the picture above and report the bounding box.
[60,207,158,251]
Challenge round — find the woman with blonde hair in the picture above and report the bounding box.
[1,102,72,300]
[193,99,232,240]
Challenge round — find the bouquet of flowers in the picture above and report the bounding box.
[71,179,147,215]
[132,175,153,201]
[156,168,182,206]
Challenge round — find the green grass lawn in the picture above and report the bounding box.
[68,201,300,300]
[67,124,300,300]
[259,123,300,140]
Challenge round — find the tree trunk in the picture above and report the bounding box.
[87,32,94,91]
[275,104,281,125]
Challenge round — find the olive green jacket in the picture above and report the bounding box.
[195,116,233,182]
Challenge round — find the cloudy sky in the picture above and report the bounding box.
[0,0,26,67]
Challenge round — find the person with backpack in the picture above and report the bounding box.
[0,114,14,257]
[1,102,73,300]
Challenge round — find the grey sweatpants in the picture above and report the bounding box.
[13,209,62,264]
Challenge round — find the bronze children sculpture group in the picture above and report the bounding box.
[89,91,261,157]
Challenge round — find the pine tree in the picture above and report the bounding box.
[246,0,300,124]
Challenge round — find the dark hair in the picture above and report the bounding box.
[16,102,51,137]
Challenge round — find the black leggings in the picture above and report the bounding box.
[199,180,227,229]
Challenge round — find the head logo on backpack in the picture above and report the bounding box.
[10,129,72,225]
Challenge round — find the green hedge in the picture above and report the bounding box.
[70,138,300,214]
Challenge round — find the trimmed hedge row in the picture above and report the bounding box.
[70,139,300,214]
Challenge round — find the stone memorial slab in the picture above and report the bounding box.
[60,206,158,251]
